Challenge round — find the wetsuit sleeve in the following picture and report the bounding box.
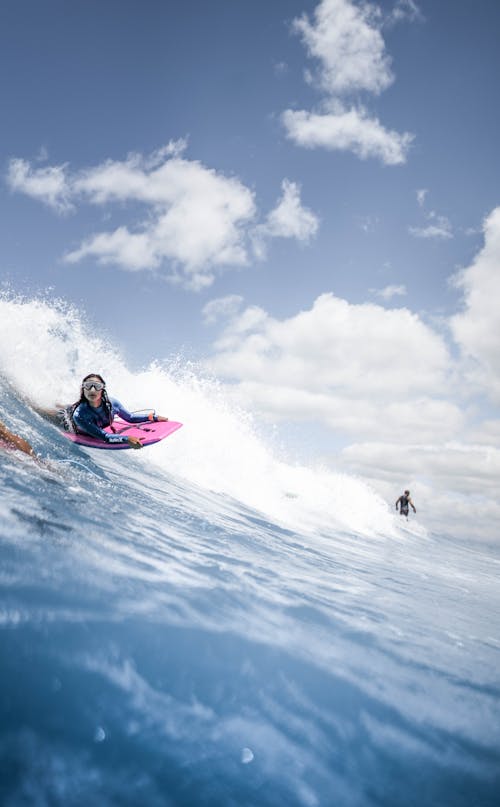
[73,405,129,444]
[111,399,156,424]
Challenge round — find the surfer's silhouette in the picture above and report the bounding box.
[395,490,416,519]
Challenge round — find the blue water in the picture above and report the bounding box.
[0,297,499,806]
[1,398,499,806]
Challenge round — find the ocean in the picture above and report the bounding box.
[0,296,499,806]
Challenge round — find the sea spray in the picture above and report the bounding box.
[0,293,397,538]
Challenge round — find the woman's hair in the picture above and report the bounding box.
[71,373,113,426]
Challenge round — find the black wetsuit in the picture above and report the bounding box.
[396,495,410,516]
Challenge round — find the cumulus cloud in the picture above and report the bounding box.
[253,179,319,258]
[202,211,500,540]
[208,293,450,397]
[200,290,496,538]
[263,180,319,240]
[293,0,393,96]
[450,207,500,401]
[66,152,256,289]
[283,107,413,165]
[225,382,464,444]
[6,144,319,289]
[282,0,414,165]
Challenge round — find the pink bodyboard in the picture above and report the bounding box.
[62,418,183,450]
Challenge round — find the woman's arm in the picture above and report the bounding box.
[112,400,168,424]
[73,406,129,444]
[0,420,35,456]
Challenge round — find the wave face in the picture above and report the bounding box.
[0,296,499,806]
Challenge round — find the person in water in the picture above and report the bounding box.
[39,373,169,449]
[395,490,416,518]
[0,417,35,456]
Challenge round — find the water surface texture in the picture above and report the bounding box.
[0,299,499,806]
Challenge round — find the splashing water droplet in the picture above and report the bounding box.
[94,726,106,743]
[241,747,254,764]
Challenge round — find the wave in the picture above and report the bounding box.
[0,292,399,539]
[2,293,497,806]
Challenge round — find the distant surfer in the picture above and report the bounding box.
[34,374,169,449]
[0,417,35,457]
[395,490,416,519]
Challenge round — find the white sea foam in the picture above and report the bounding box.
[0,293,396,538]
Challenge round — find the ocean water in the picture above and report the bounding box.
[0,297,499,806]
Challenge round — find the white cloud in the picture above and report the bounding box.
[468,419,500,447]
[36,145,49,163]
[284,0,414,165]
[202,295,244,325]
[450,207,500,401]
[253,179,320,258]
[6,157,73,213]
[7,144,319,289]
[341,441,500,497]
[203,291,465,462]
[66,226,159,272]
[293,0,393,96]
[386,0,424,27]
[263,180,319,241]
[339,441,500,541]
[282,107,413,165]
[224,382,464,443]
[201,211,500,541]
[66,153,256,289]
[372,284,407,300]
[207,292,451,400]
[416,188,428,207]
[409,214,453,240]
[410,192,453,240]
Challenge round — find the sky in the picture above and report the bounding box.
[1,0,500,538]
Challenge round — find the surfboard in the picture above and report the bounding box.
[62,418,183,450]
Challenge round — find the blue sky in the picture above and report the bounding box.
[2,0,500,535]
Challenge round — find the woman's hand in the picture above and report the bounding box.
[127,436,143,449]
[156,415,169,422]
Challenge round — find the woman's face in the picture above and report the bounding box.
[82,376,104,407]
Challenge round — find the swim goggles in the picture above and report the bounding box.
[82,381,105,391]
